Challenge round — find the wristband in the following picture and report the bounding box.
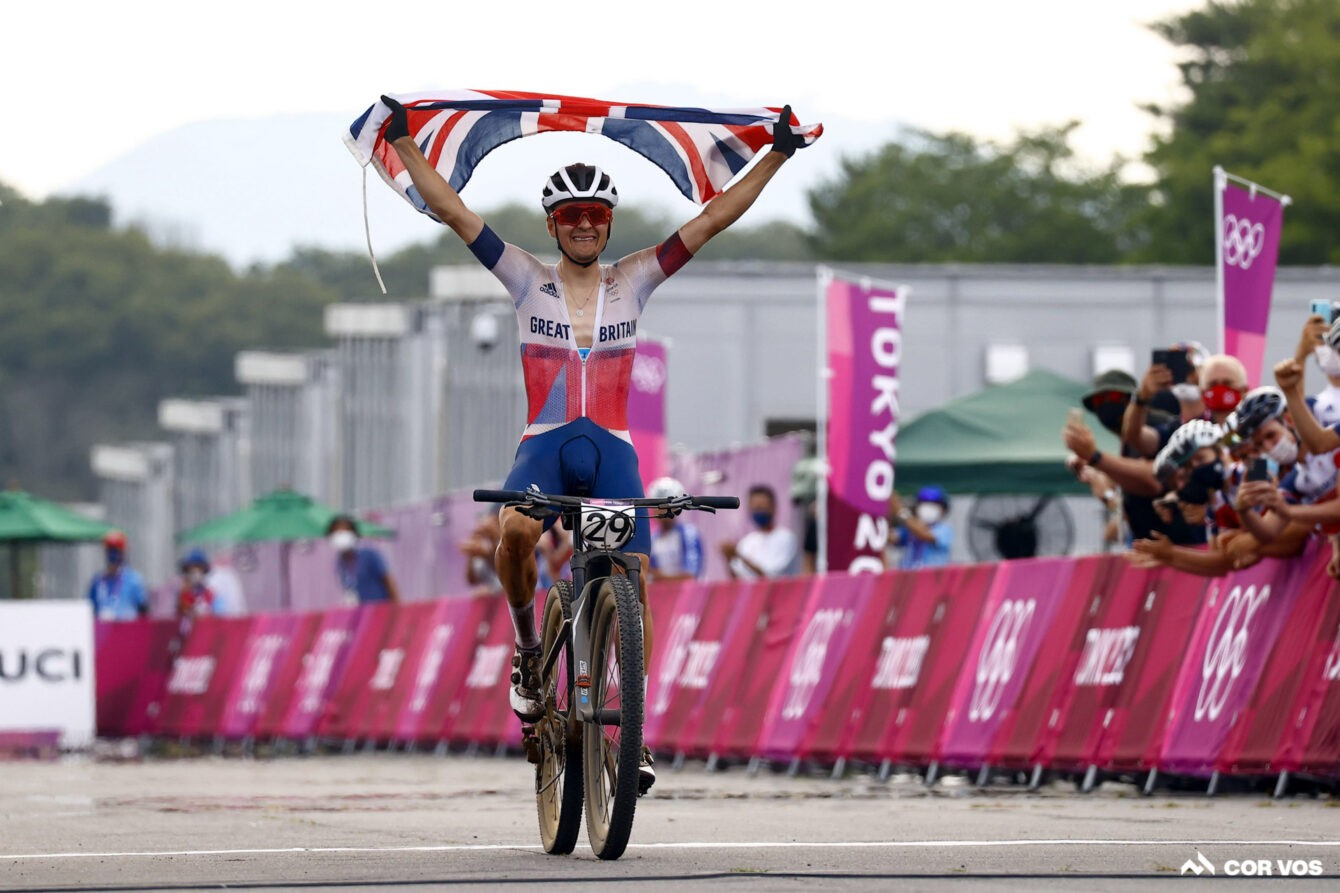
[1134,394,1150,407]
[1088,450,1104,467]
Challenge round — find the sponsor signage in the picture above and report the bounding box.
[0,602,96,748]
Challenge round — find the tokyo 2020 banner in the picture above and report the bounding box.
[1217,168,1289,387]
[823,270,909,573]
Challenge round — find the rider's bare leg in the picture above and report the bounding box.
[496,506,544,647]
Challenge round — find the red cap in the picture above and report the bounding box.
[103,530,127,549]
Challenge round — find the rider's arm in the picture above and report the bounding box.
[381,97,484,244]
[676,107,802,255]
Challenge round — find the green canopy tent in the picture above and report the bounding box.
[0,488,115,599]
[177,488,394,609]
[892,368,1121,496]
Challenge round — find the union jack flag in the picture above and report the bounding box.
[344,90,822,220]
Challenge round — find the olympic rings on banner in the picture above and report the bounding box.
[1223,214,1266,270]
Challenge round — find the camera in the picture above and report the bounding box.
[1176,460,1226,506]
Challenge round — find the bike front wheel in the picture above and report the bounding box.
[582,574,645,860]
[536,581,583,855]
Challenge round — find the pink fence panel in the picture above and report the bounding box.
[935,558,1078,770]
[157,617,255,739]
[1158,556,1312,776]
[218,612,308,740]
[94,619,178,738]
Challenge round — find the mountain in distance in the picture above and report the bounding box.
[59,103,895,269]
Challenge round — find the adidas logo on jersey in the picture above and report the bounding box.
[540,282,560,298]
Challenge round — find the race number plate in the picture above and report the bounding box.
[580,504,637,550]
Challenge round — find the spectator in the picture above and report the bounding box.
[535,524,573,590]
[1292,310,1340,425]
[1065,370,1168,543]
[1123,351,1246,458]
[646,476,705,581]
[87,530,149,620]
[887,486,954,569]
[175,548,215,619]
[720,484,798,579]
[1228,386,1323,560]
[327,514,401,605]
[790,457,823,576]
[459,512,503,595]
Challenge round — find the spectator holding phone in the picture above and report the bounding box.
[1295,305,1340,426]
[1064,371,1170,544]
[1122,351,1247,459]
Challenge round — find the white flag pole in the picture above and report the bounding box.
[1213,165,1227,355]
[815,265,832,576]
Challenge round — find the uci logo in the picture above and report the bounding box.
[0,648,85,683]
[1222,214,1266,270]
[968,599,1036,722]
[1195,583,1270,722]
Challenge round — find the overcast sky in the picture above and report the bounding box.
[5,0,1203,199]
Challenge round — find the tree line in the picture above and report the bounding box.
[1,0,1332,500]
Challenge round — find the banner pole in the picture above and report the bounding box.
[816,265,832,576]
[1213,165,1227,355]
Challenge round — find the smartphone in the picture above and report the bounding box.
[1310,299,1338,323]
[1066,407,1085,426]
[1245,457,1270,482]
[1152,348,1192,384]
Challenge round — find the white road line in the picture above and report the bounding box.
[5,839,1340,861]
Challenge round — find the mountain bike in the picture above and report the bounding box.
[473,486,738,860]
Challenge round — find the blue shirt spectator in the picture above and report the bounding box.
[889,486,954,570]
[88,530,149,620]
[328,514,401,605]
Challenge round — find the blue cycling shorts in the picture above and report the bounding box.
[502,417,650,554]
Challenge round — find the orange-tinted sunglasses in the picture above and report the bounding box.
[550,203,612,227]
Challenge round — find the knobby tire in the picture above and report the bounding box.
[536,581,582,854]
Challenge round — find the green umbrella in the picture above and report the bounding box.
[0,488,115,599]
[176,488,394,609]
[177,488,393,545]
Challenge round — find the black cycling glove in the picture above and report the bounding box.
[771,104,802,158]
[381,95,411,143]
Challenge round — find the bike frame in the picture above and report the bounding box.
[540,515,642,725]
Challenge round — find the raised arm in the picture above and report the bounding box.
[1275,358,1340,455]
[676,105,802,255]
[381,96,484,244]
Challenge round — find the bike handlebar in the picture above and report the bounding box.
[472,489,739,511]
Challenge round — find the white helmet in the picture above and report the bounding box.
[541,163,618,212]
[647,476,687,500]
[1154,419,1225,482]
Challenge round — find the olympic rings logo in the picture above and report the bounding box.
[1222,214,1266,270]
[1195,583,1270,723]
[631,353,667,394]
[968,598,1036,723]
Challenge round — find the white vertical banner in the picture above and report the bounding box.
[0,602,97,748]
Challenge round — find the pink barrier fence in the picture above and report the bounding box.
[94,549,1340,782]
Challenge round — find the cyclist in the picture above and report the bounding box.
[381,96,806,790]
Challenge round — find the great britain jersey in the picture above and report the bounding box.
[468,224,691,442]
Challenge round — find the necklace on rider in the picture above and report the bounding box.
[570,280,597,318]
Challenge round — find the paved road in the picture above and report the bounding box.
[3,752,1338,891]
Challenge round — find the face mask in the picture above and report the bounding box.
[1316,346,1340,378]
[186,569,205,586]
[1202,384,1244,413]
[1170,382,1202,405]
[1266,431,1298,467]
[1095,403,1126,435]
[916,503,945,525]
[751,511,773,529]
[329,530,358,552]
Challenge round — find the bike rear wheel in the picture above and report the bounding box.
[536,582,583,854]
[582,574,644,860]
